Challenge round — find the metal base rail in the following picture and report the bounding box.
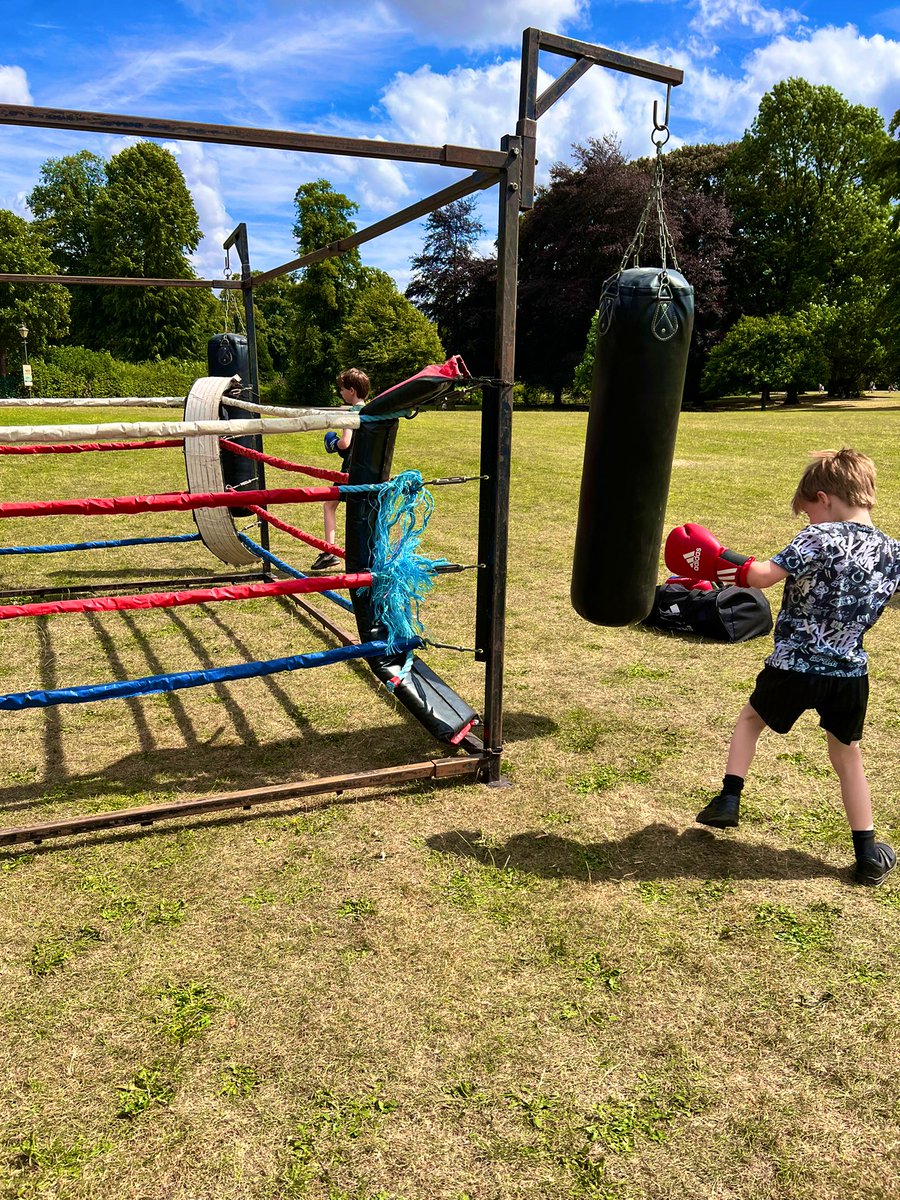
[0,755,487,847]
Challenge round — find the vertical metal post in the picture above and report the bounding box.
[517,28,540,209]
[475,134,522,782]
[230,224,271,561]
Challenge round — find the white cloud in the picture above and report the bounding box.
[380,53,677,178]
[690,0,804,37]
[682,24,900,137]
[0,65,32,105]
[386,0,587,48]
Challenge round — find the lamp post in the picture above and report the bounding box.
[17,324,32,398]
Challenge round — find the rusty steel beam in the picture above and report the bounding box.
[0,103,508,170]
[534,31,684,85]
[253,169,498,285]
[0,273,237,288]
[0,756,487,846]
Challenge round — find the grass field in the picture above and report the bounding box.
[1,398,898,1200]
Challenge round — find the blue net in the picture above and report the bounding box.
[369,470,447,656]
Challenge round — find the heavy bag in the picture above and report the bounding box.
[207,333,259,511]
[571,267,694,626]
[642,582,773,643]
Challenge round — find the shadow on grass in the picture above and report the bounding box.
[426,822,843,883]
[0,708,553,817]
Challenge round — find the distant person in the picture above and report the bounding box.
[817,383,825,393]
[310,368,370,573]
[666,448,900,886]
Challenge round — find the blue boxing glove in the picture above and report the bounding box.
[324,431,340,453]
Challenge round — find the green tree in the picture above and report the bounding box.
[701,312,827,406]
[808,283,887,397]
[27,150,105,273]
[26,150,106,346]
[288,180,366,404]
[338,270,444,394]
[87,142,218,360]
[0,210,70,378]
[726,79,891,317]
[252,274,297,375]
[406,197,486,351]
[877,109,900,378]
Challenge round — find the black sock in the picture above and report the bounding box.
[722,774,745,798]
[852,828,876,865]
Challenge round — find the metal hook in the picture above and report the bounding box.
[653,83,671,132]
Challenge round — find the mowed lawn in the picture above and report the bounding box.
[0,399,898,1200]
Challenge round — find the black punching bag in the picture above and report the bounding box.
[571,267,694,626]
[207,332,259,514]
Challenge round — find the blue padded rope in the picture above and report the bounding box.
[369,469,448,661]
[237,534,355,613]
[0,533,202,556]
[359,411,415,423]
[0,637,421,711]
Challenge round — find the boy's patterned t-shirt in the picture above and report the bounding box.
[768,522,900,676]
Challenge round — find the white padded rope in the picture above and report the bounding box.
[0,396,185,408]
[0,414,350,445]
[183,376,261,567]
[223,394,364,422]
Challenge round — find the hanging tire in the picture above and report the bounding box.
[183,375,258,567]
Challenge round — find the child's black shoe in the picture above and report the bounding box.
[309,552,341,572]
[696,792,740,829]
[854,842,896,887]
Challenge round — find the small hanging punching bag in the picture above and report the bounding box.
[571,266,693,625]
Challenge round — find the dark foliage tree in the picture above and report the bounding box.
[87,142,218,360]
[0,210,70,377]
[517,137,735,405]
[406,197,486,358]
[287,180,367,405]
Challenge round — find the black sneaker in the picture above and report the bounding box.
[854,842,897,887]
[309,552,341,572]
[696,792,740,829]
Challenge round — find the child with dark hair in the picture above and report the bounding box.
[310,368,371,572]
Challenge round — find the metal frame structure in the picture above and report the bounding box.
[0,30,682,845]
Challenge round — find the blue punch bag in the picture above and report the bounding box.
[571,266,693,626]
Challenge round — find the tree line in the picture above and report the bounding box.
[2,76,898,405]
[410,78,900,405]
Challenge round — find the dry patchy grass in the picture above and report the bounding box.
[0,401,898,1199]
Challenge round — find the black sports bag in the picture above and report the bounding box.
[642,583,773,642]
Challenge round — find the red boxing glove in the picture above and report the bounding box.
[665,523,755,587]
[666,575,715,592]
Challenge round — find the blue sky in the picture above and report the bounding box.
[3,1,900,286]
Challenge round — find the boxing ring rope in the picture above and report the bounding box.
[0,371,483,845]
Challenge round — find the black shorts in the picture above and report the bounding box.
[749,665,868,745]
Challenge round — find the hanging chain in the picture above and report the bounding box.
[619,105,680,274]
[221,247,247,335]
[223,248,233,333]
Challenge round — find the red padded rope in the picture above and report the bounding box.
[244,504,345,558]
[0,487,341,518]
[220,439,348,483]
[0,439,184,455]
[0,574,372,620]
